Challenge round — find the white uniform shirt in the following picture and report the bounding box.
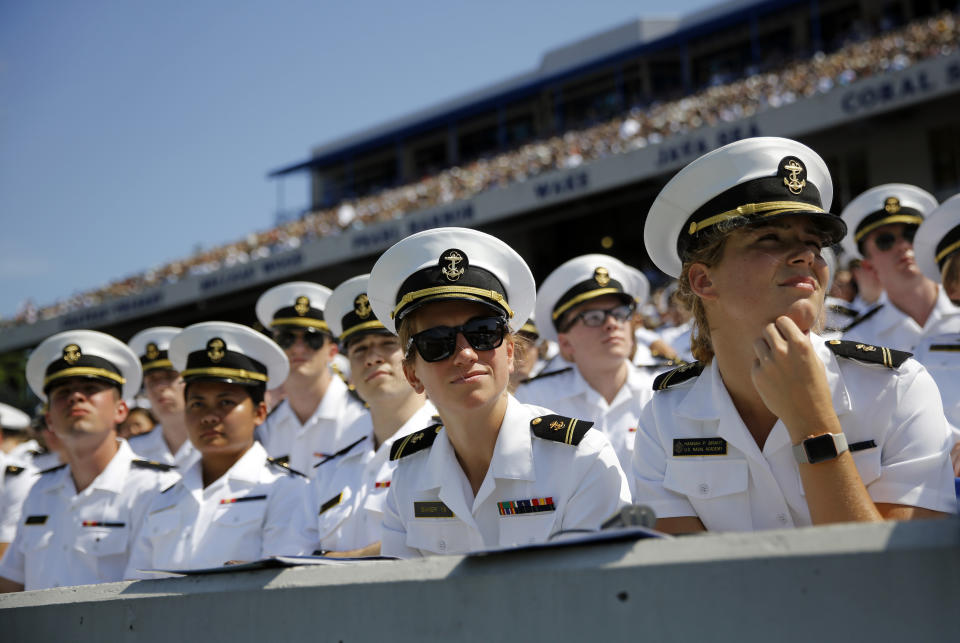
[382,396,631,558]
[842,287,960,352]
[660,320,695,363]
[631,337,956,532]
[312,402,437,552]
[128,425,199,469]
[0,439,176,590]
[0,458,41,543]
[256,375,367,476]
[912,333,960,442]
[515,362,654,473]
[124,441,314,579]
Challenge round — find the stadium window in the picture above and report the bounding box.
[459,124,499,162]
[930,124,960,194]
[819,4,862,51]
[412,141,447,178]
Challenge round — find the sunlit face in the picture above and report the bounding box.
[185,381,265,458]
[861,223,923,286]
[143,369,185,419]
[697,216,829,335]
[118,409,155,439]
[346,332,409,404]
[402,301,513,415]
[277,328,337,381]
[557,294,633,370]
[45,378,127,443]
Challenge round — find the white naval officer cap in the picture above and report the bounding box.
[839,183,937,259]
[368,227,536,335]
[913,192,960,283]
[169,322,289,389]
[326,274,388,347]
[26,330,142,402]
[0,402,31,431]
[534,254,644,343]
[255,281,333,334]
[645,137,843,278]
[128,326,182,375]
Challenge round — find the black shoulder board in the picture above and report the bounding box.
[828,303,859,318]
[653,362,704,391]
[825,340,911,368]
[521,367,572,385]
[313,435,369,468]
[841,303,884,333]
[530,415,593,446]
[266,457,308,478]
[132,459,176,472]
[390,423,442,461]
[40,463,67,475]
[160,481,178,494]
[5,465,26,477]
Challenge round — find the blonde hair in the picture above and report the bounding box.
[942,252,960,298]
[675,232,731,364]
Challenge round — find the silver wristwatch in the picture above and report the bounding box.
[792,432,848,465]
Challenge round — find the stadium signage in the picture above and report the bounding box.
[840,67,946,114]
[656,122,761,167]
[60,291,164,329]
[533,171,589,200]
[351,205,475,252]
[262,251,304,274]
[200,267,256,293]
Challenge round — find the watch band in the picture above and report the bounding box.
[792,432,848,465]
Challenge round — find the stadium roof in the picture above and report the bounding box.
[269,0,806,177]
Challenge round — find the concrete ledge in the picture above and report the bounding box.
[2,519,959,641]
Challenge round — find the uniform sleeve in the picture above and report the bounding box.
[0,469,38,543]
[558,432,632,532]
[0,483,38,584]
[124,502,160,580]
[630,396,698,519]
[262,475,317,558]
[867,365,956,513]
[379,470,420,559]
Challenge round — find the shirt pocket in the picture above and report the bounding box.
[213,501,267,529]
[146,508,180,543]
[406,520,475,555]
[663,459,750,531]
[24,525,55,552]
[74,525,130,557]
[317,495,354,539]
[498,513,556,547]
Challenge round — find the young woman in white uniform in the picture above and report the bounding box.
[368,228,631,557]
[631,137,956,534]
[125,322,315,578]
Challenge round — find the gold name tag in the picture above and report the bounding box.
[673,438,727,456]
[414,501,455,518]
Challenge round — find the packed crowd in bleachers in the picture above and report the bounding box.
[5,10,958,329]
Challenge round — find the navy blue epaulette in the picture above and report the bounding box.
[160,481,178,494]
[390,423,443,461]
[4,465,26,477]
[530,414,593,446]
[313,436,369,468]
[825,340,911,368]
[653,361,704,391]
[40,463,67,475]
[521,367,572,385]
[841,303,884,333]
[267,457,308,478]
[132,459,176,472]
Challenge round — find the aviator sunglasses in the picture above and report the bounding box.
[561,302,635,332]
[274,328,327,350]
[872,227,916,252]
[407,316,508,362]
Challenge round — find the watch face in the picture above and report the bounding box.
[804,433,839,464]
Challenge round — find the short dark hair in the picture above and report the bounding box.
[183,381,265,406]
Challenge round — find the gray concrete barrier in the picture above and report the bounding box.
[2,519,959,642]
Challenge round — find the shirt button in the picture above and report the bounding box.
[777,513,789,525]
[438,539,447,552]
[698,483,710,496]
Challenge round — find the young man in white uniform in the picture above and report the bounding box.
[255,281,366,475]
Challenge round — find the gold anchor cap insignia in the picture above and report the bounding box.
[63,344,82,365]
[780,157,807,195]
[294,296,311,316]
[594,267,611,287]
[884,197,901,214]
[206,338,226,363]
[354,293,372,319]
[440,249,467,282]
[145,342,160,361]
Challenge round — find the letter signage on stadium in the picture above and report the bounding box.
[840,65,955,115]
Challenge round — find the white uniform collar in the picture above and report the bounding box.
[275,375,353,428]
[72,438,136,496]
[182,441,267,494]
[572,359,644,405]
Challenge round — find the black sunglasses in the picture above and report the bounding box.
[407,316,507,363]
[561,302,635,332]
[873,227,916,252]
[274,328,327,350]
